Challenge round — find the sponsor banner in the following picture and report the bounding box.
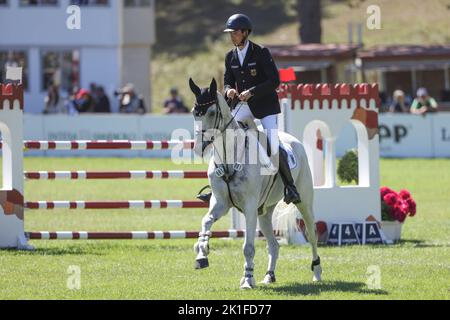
[431,114,450,157]
[378,114,433,158]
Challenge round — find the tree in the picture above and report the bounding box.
[297,0,322,43]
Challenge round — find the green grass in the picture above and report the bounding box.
[0,158,449,299]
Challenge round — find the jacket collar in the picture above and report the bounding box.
[233,41,254,68]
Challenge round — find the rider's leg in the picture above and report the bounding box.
[231,103,255,126]
[260,115,301,204]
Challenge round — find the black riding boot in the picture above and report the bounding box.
[278,146,301,204]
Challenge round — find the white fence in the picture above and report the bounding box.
[15,113,450,158]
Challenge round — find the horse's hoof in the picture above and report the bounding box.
[260,272,276,285]
[195,258,209,269]
[240,276,256,289]
[312,265,322,282]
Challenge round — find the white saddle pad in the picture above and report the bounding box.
[257,138,298,171]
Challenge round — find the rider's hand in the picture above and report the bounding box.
[227,89,237,99]
[238,90,253,102]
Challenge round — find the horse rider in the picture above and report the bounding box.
[223,13,301,204]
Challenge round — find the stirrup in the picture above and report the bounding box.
[196,185,212,203]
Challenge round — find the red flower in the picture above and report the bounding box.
[407,199,416,216]
[399,189,411,200]
[399,200,409,214]
[380,186,395,198]
[383,193,398,206]
[380,187,417,222]
[393,205,407,222]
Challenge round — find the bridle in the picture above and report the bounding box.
[194,96,245,211]
[194,96,241,152]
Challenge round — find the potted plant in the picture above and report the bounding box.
[380,187,417,242]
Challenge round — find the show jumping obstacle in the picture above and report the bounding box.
[24,200,208,209]
[0,81,243,249]
[26,230,265,240]
[0,76,382,249]
[0,140,195,150]
[24,170,208,180]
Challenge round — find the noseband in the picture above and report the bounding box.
[194,98,238,152]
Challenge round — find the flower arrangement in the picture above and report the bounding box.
[380,187,417,223]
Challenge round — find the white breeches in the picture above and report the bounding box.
[231,103,280,153]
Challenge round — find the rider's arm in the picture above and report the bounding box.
[224,52,236,98]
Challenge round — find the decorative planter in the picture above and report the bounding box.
[381,220,403,242]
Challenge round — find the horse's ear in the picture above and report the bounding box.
[210,78,217,97]
[189,78,201,97]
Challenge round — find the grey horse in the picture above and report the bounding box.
[190,78,322,289]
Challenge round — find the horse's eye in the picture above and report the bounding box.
[208,110,215,117]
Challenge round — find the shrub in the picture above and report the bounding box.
[337,149,358,184]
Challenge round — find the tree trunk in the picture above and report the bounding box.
[298,0,322,44]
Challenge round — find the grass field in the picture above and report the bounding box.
[0,157,449,300]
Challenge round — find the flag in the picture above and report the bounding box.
[279,67,296,82]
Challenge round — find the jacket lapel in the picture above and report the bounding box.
[232,48,239,66]
[242,41,254,68]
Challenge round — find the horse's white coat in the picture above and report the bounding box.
[191,80,322,288]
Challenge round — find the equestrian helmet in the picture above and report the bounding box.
[224,14,252,33]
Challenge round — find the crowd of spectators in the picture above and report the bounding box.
[43,83,191,115]
[43,83,440,116]
[43,82,149,115]
[381,87,439,115]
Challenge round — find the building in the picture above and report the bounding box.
[359,45,450,109]
[269,44,359,84]
[0,0,155,114]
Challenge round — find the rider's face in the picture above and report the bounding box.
[230,30,246,46]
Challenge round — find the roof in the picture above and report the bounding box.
[268,43,359,60]
[359,45,450,61]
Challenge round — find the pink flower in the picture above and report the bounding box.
[383,193,398,206]
[399,189,411,200]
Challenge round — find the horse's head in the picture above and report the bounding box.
[189,78,232,155]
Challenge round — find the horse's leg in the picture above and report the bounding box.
[258,206,279,284]
[296,201,322,282]
[240,207,258,289]
[194,196,230,269]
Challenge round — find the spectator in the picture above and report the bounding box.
[94,86,111,113]
[410,87,438,115]
[90,82,98,103]
[43,84,66,114]
[379,91,388,112]
[389,90,409,113]
[163,87,189,114]
[117,83,146,114]
[73,88,95,113]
